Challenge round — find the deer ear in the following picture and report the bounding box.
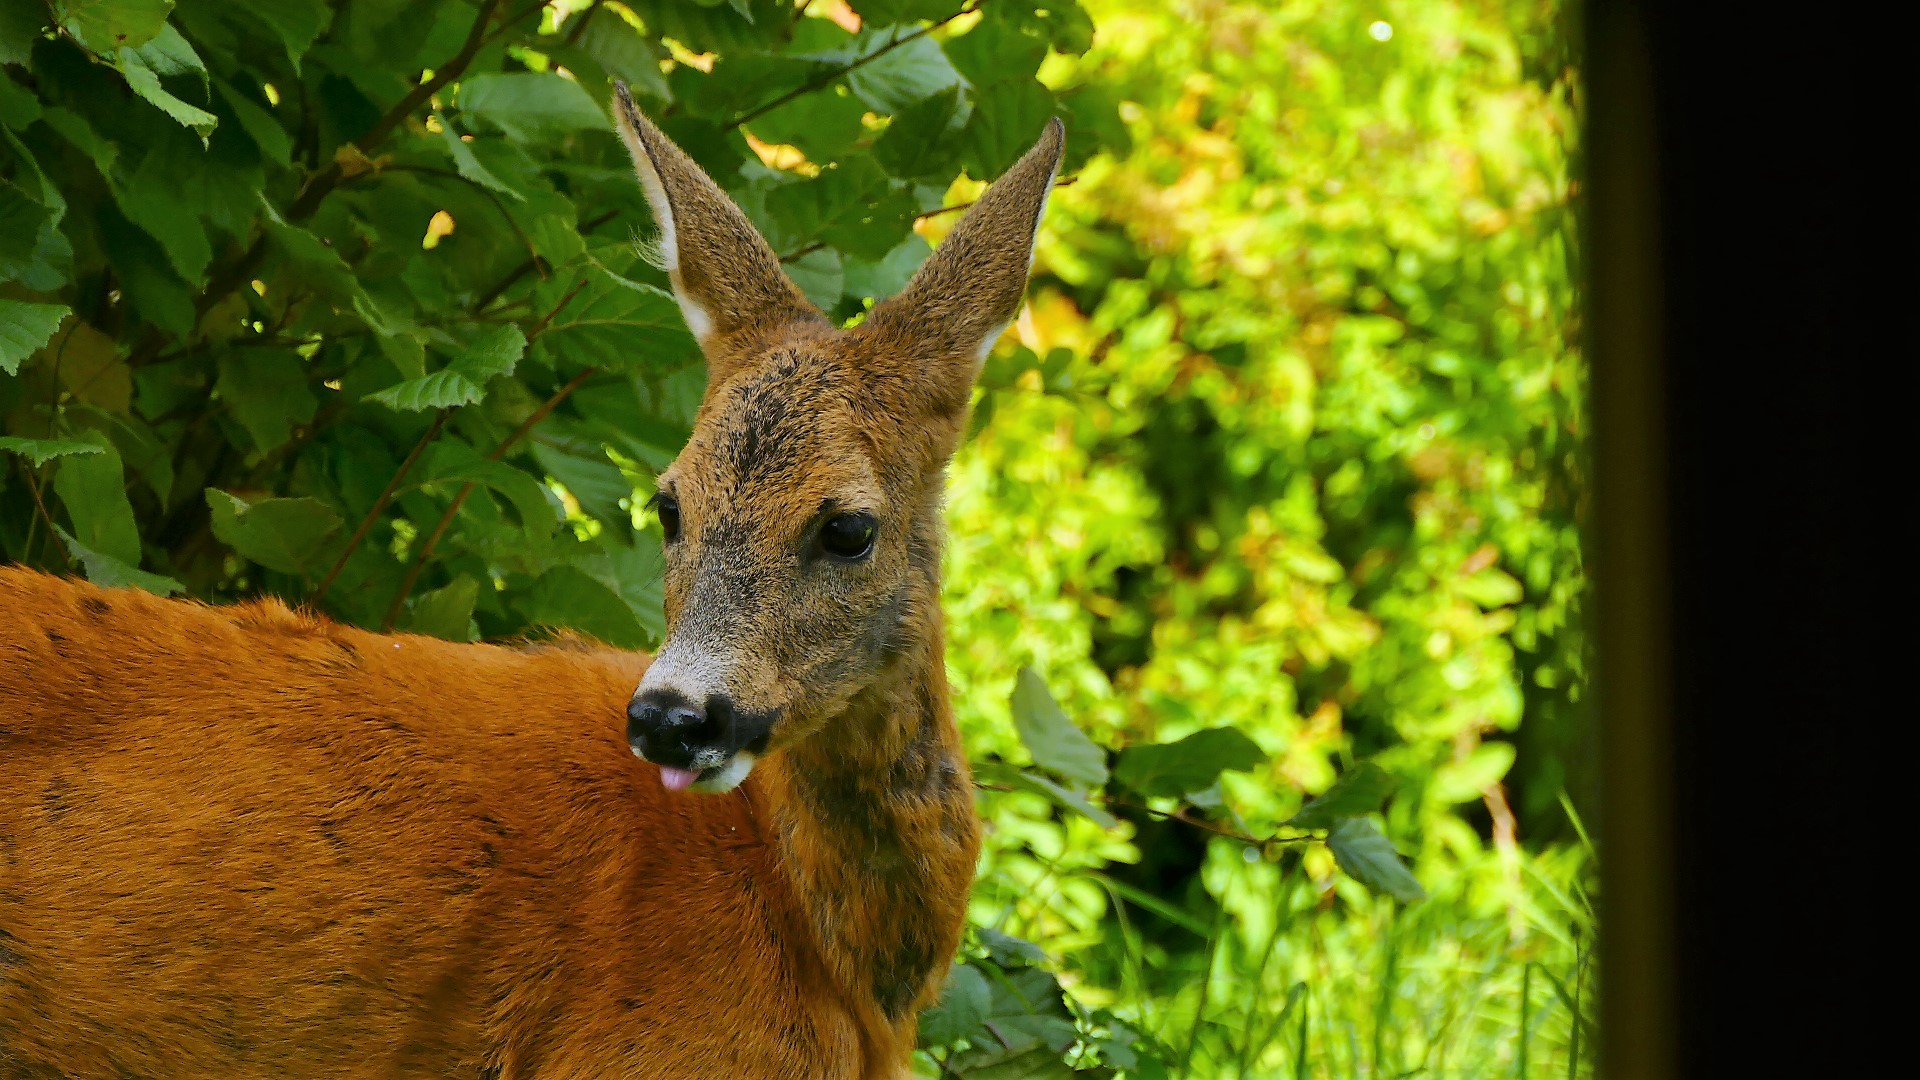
[612,83,820,353]
[861,118,1065,406]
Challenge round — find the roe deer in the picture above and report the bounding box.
[0,84,1064,1079]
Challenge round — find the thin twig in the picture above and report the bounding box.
[776,198,980,263]
[381,367,600,630]
[727,2,981,130]
[975,779,1321,848]
[526,278,590,339]
[473,209,620,312]
[562,0,602,45]
[313,410,450,606]
[19,463,71,570]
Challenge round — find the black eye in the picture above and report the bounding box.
[652,494,681,543]
[819,512,877,560]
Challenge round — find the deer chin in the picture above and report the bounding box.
[655,752,756,795]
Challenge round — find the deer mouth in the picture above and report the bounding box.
[655,753,756,795]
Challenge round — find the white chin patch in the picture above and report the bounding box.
[690,752,755,794]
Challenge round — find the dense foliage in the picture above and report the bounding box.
[1,0,1590,1076]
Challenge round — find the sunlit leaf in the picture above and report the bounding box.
[1113,727,1264,799]
[1285,762,1398,829]
[1325,817,1426,902]
[1010,666,1107,786]
[53,0,172,55]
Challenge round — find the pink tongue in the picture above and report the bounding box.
[658,766,701,792]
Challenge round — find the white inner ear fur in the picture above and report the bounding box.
[966,152,1062,374]
[616,122,716,342]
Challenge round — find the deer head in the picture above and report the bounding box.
[613,85,1064,794]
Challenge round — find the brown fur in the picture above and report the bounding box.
[0,89,1063,1078]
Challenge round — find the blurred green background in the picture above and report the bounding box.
[0,0,1589,1075]
[944,1,1590,1074]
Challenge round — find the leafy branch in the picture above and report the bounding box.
[727,2,984,130]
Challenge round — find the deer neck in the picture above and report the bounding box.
[762,617,979,1026]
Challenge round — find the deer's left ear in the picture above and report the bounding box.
[612,83,821,355]
[859,118,1065,412]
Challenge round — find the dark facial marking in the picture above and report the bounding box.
[79,595,110,619]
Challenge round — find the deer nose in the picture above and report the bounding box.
[626,689,729,768]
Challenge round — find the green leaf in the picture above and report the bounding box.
[435,115,523,200]
[1432,741,1516,803]
[111,156,213,283]
[0,3,47,67]
[243,0,328,70]
[1113,727,1265,799]
[742,85,868,163]
[1009,666,1107,787]
[421,448,560,542]
[847,1,957,25]
[0,76,38,129]
[0,436,104,467]
[52,433,140,566]
[212,77,290,167]
[916,963,991,1046]
[54,525,182,595]
[125,21,204,85]
[53,0,173,55]
[955,1047,1077,1080]
[0,300,69,375]
[521,564,649,648]
[946,966,1078,1074]
[40,104,120,178]
[366,369,484,412]
[845,29,965,114]
[974,761,1117,829]
[459,73,606,143]
[974,927,1048,967]
[39,319,130,412]
[205,490,344,577]
[763,157,917,260]
[1285,762,1398,829]
[0,182,55,285]
[843,234,930,301]
[65,403,171,502]
[216,348,318,453]
[530,441,632,528]
[402,575,481,641]
[872,84,970,179]
[1325,817,1426,902]
[258,198,361,298]
[567,4,670,102]
[447,324,526,382]
[962,77,1054,177]
[367,325,524,412]
[534,260,699,371]
[781,246,842,309]
[1460,567,1524,608]
[117,45,218,140]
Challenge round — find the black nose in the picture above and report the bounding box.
[626,689,731,768]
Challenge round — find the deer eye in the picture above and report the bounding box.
[651,493,681,543]
[819,512,877,561]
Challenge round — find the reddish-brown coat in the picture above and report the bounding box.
[0,569,891,1077]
